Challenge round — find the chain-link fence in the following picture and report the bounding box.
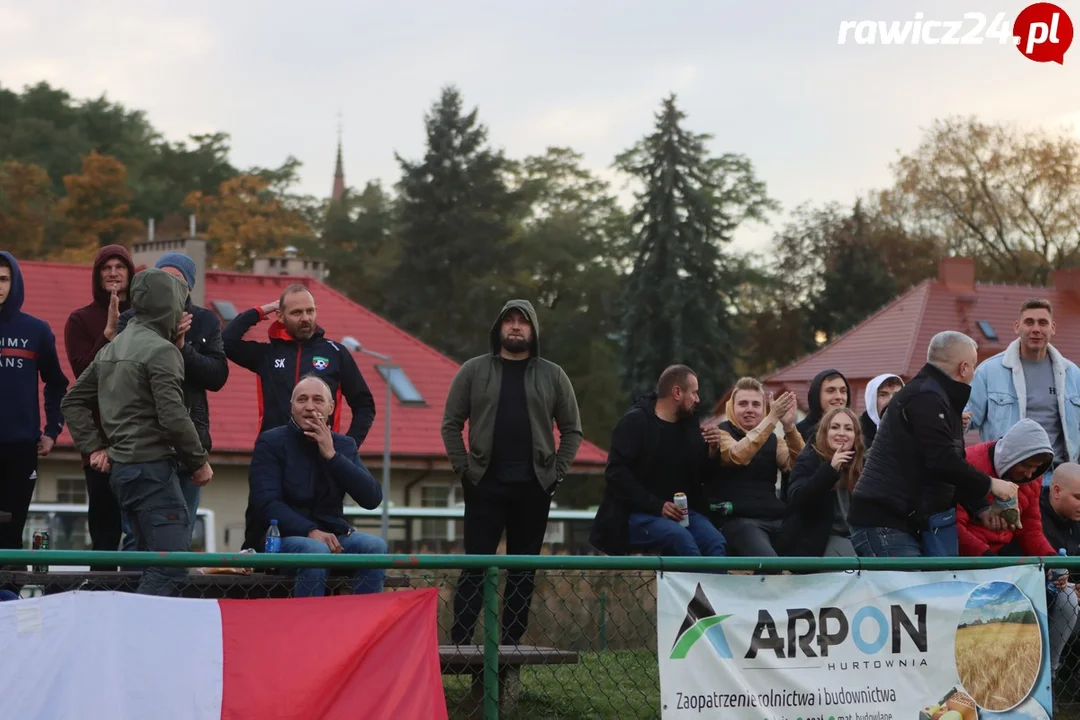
[4,552,1080,719]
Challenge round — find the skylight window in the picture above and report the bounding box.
[976,320,998,342]
[377,365,425,405]
[211,300,238,322]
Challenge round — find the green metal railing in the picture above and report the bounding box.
[2,550,1076,570]
[1,551,1077,719]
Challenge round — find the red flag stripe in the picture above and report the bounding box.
[218,588,447,720]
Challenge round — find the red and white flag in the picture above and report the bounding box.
[0,588,449,719]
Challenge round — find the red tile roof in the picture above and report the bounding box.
[18,261,607,466]
[762,259,1080,415]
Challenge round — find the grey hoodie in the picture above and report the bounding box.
[441,299,583,491]
[993,418,1054,478]
[62,269,208,471]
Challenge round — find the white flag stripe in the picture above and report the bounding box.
[0,591,224,719]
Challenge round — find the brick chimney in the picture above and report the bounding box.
[252,246,327,282]
[130,214,208,306]
[1051,266,1080,301]
[938,257,976,294]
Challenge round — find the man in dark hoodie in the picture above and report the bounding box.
[590,365,727,559]
[0,252,68,550]
[442,299,583,646]
[116,252,228,545]
[62,269,213,596]
[796,369,851,443]
[63,244,135,562]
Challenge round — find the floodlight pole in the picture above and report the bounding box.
[355,346,394,543]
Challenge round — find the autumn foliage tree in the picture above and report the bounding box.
[54,152,143,262]
[185,173,312,271]
[882,116,1080,285]
[0,160,56,259]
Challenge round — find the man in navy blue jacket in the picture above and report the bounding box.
[246,374,386,596]
[0,252,69,549]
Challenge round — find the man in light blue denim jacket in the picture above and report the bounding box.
[965,298,1080,487]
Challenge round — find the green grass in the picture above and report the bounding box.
[444,650,660,719]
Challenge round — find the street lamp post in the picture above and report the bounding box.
[355,346,394,543]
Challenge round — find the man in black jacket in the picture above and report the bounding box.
[116,254,228,547]
[1042,462,1080,555]
[223,284,376,447]
[849,331,1018,556]
[247,375,386,596]
[590,365,727,557]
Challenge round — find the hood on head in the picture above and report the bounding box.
[0,251,25,320]
[91,245,136,306]
[864,373,904,427]
[130,268,187,340]
[725,389,770,433]
[806,368,851,421]
[993,418,1055,481]
[489,299,540,357]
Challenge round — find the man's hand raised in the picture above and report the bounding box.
[103,290,120,340]
[260,301,280,318]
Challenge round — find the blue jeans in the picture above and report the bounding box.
[121,470,198,552]
[850,526,923,558]
[281,532,388,597]
[627,510,727,557]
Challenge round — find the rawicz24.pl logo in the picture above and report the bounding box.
[837,3,1074,64]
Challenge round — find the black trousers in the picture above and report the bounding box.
[450,473,552,645]
[84,466,123,571]
[0,442,38,551]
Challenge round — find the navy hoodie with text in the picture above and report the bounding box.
[0,252,69,445]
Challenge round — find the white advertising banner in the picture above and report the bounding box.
[657,567,1054,719]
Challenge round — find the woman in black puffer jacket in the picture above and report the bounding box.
[780,407,865,557]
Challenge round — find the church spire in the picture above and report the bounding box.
[331,110,345,202]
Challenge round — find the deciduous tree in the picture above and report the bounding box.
[0,161,55,259]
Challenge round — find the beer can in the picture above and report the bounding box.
[32,529,49,573]
[710,502,734,517]
[673,493,690,527]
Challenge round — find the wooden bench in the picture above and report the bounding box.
[0,570,410,599]
[439,644,579,713]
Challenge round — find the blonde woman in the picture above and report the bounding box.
[781,407,864,557]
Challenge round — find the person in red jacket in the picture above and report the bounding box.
[958,418,1076,678]
[958,418,1056,557]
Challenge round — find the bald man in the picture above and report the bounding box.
[1041,462,1080,683]
[245,374,387,597]
[850,331,1018,557]
[1043,463,1080,556]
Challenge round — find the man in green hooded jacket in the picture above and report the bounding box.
[442,299,583,645]
[62,268,213,596]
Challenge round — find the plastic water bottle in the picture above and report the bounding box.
[265,519,281,554]
[1048,548,1067,596]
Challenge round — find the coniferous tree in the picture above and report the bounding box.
[386,86,524,360]
[617,95,776,405]
[811,202,898,342]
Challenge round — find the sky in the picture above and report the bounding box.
[960,581,1035,625]
[1,0,1078,254]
